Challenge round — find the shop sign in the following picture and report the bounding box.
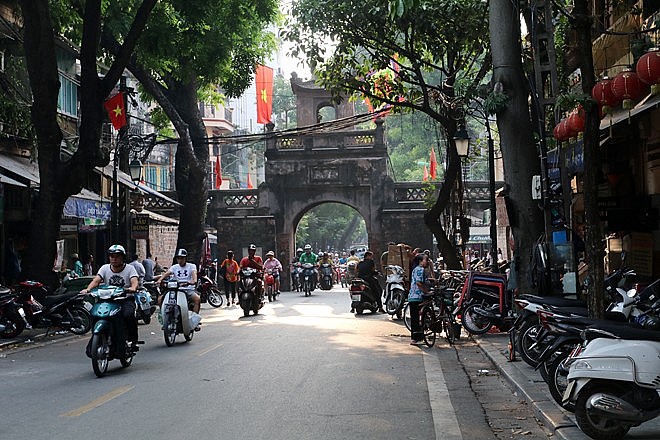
[131,214,149,240]
[63,197,111,220]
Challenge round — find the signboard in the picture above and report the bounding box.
[131,214,149,240]
[63,197,111,220]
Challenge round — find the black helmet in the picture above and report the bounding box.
[175,248,188,258]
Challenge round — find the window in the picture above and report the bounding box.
[58,73,78,117]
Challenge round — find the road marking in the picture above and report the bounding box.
[423,350,463,440]
[197,343,223,357]
[60,385,134,417]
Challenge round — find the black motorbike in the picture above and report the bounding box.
[0,285,22,338]
[319,263,333,290]
[238,267,265,317]
[301,263,315,297]
[350,278,379,315]
[10,280,92,337]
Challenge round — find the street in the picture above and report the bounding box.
[0,286,549,440]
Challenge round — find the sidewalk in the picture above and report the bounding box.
[0,327,77,354]
[475,333,591,440]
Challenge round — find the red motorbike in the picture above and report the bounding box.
[196,274,223,308]
[264,268,279,302]
[0,286,22,338]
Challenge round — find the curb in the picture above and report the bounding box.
[475,334,590,440]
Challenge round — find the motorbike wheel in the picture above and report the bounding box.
[575,381,631,440]
[355,306,364,315]
[267,286,273,302]
[516,318,545,367]
[184,328,194,342]
[384,291,398,315]
[207,288,224,308]
[120,343,134,368]
[0,309,26,339]
[461,304,493,335]
[90,333,109,378]
[403,302,412,331]
[442,311,457,345]
[546,352,576,412]
[142,316,152,325]
[68,306,92,335]
[421,308,436,347]
[163,312,177,347]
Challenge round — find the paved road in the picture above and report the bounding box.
[0,286,548,440]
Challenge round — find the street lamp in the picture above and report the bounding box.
[129,158,143,182]
[453,126,470,158]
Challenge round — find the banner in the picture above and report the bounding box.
[429,148,437,180]
[103,92,127,130]
[256,64,273,124]
[63,197,111,220]
[215,155,222,189]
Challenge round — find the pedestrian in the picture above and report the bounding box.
[408,253,432,345]
[153,257,164,276]
[220,250,240,305]
[71,253,84,277]
[83,254,94,276]
[142,252,155,281]
[128,253,146,288]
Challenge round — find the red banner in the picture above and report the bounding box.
[256,64,273,124]
[104,92,127,130]
[429,148,437,180]
[215,155,222,189]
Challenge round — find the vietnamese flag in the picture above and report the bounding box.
[104,92,127,130]
[256,64,273,124]
[214,155,222,189]
[247,173,254,189]
[429,148,437,180]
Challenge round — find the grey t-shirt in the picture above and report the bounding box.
[97,263,138,289]
[142,258,155,281]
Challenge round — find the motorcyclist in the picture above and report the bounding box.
[298,244,318,289]
[263,250,283,295]
[156,248,202,317]
[239,244,264,298]
[291,247,304,287]
[81,244,139,350]
[318,252,334,286]
[357,250,385,313]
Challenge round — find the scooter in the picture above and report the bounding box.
[457,272,513,335]
[238,267,265,317]
[290,263,302,292]
[564,322,660,440]
[86,286,142,378]
[383,265,407,319]
[134,287,157,324]
[301,263,315,297]
[264,268,278,302]
[350,278,379,315]
[196,273,223,308]
[0,287,21,338]
[339,264,348,288]
[319,263,333,290]
[161,279,200,346]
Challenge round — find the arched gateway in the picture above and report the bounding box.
[208,75,433,289]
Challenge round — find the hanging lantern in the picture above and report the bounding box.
[636,48,660,95]
[553,122,561,141]
[558,118,571,142]
[611,68,644,109]
[568,105,585,134]
[591,77,620,115]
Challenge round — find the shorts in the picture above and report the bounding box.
[182,289,199,300]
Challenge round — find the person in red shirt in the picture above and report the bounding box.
[239,244,264,297]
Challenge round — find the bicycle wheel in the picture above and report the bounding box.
[421,307,436,347]
[403,302,412,331]
[442,310,457,345]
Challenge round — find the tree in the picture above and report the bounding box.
[19,0,157,283]
[285,0,491,269]
[272,73,297,129]
[101,0,279,263]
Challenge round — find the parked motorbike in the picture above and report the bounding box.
[86,286,142,378]
[134,287,157,324]
[238,267,265,317]
[161,279,200,346]
[319,263,333,290]
[301,263,315,297]
[13,280,92,337]
[350,278,379,315]
[564,322,660,439]
[457,272,513,335]
[264,268,279,302]
[0,286,22,338]
[383,265,407,319]
[196,273,223,308]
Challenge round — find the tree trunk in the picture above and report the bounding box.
[490,0,545,292]
[574,0,605,317]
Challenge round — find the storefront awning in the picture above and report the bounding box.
[130,208,178,224]
[0,154,40,186]
[600,93,660,130]
[63,189,111,220]
[96,164,182,207]
[0,172,27,187]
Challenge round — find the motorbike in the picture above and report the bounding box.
[564,322,660,439]
[0,286,22,338]
[196,273,223,308]
[383,265,407,319]
[86,286,142,378]
[264,268,279,302]
[238,267,265,317]
[12,280,92,337]
[319,263,334,290]
[457,271,513,335]
[161,279,200,346]
[134,287,157,324]
[301,263,315,297]
[290,263,302,292]
[339,264,348,288]
[350,277,379,315]
[346,261,358,284]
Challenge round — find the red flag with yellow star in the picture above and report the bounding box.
[104,92,127,130]
[256,64,273,124]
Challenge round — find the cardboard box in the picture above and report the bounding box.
[386,244,410,278]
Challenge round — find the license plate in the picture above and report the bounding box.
[351,294,361,301]
[168,294,177,305]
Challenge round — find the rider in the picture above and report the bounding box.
[239,244,264,298]
[81,244,139,350]
[263,251,283,295]
[156,248,202,316]
[318,252,334,286]
[357,250,385,313]
[290,247,304,287]
[298,244,318,289]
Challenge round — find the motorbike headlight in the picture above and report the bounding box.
[167,281,178,289]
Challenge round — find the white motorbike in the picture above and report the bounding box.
[564,321,660,439]
[161,279,200,347]
[383,265,407,319]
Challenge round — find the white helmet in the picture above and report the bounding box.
[107,244,126,256]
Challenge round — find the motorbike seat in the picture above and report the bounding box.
[39,290,82,308]
[544,304,589,316]
[583,323,660,342]
[519,294,587,308]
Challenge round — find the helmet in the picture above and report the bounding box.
[334,253,339,257]
[175,248,188,258]
[107,244,126,256]
[249,244,257,251]
[296,248,303,254]
[304,244,312,251]
[318,252,324,258]
[266,250,274,257]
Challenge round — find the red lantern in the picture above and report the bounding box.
[557,118,571,141]
[591,77,620,115]
[611,69,644,109]
[568,105,585,134]
[636,48,660,95]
